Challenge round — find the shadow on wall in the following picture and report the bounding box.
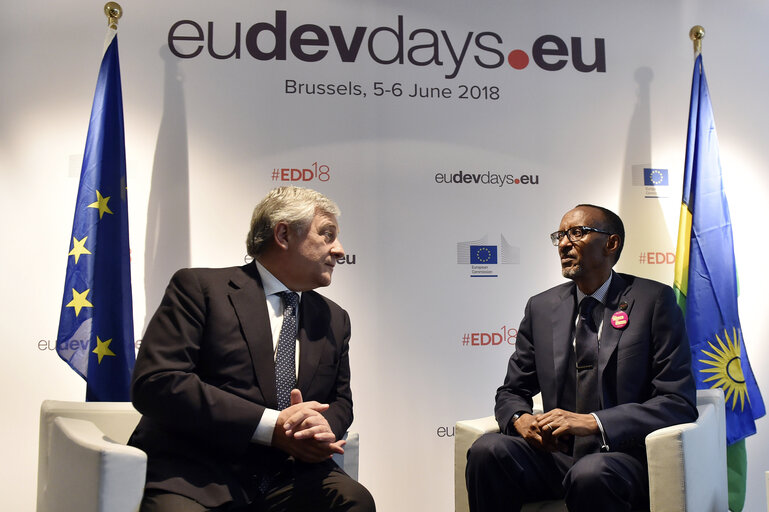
[617,66,673,283]
[144,45,191,332]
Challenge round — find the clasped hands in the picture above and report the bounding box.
[272,389,345,463]
[513,408,599,452]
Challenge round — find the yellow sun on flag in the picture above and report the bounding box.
[699,327,750,412]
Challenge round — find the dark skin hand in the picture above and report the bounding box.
[513,409,599,452]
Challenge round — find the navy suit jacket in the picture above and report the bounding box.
[128,263,353,507]
[495,272,697,457]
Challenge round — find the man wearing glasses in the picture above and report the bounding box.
[466,204,697,512]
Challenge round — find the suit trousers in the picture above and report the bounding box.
[140,460,375,512]
[466,433,648,512]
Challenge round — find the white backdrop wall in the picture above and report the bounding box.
[3,1,769,510]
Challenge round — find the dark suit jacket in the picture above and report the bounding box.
[495,272,697,458]
[128,263,353,507]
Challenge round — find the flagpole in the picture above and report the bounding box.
[104,2,122,29]
[689,25,704,57]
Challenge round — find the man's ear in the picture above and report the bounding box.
[274,221,290,250]
[605,234,620,258]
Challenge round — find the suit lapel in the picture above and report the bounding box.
[552,285,577,405]
[296,292,329,392]
[228,264,279,408]
[598,273,634,376]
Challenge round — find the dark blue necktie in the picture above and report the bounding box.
[574,296,601,458]
[275,291,299,411]
[575,297,600,413]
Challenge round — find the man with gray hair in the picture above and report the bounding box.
[129,186,375,512]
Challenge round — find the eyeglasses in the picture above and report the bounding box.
[549,226,613,246]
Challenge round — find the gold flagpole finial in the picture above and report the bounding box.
[104,2,122,29]
[689,25,705,56]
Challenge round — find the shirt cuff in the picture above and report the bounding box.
[591,412,610,452]
[252,408,280,445]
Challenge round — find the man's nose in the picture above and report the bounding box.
[331,239,345,258]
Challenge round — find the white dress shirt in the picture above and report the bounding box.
[251,260,302,445]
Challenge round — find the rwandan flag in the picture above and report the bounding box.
[673,53,764,511]
[56,27,134,401]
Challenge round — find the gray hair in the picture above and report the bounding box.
[246,186,341,257]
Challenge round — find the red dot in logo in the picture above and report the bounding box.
[508,50,529,70]
[515,179,520,184]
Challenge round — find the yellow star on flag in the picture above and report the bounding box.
[87,190,113,219]
[92,336,116,364]
[68,236,92,263]
[65,288,93,317]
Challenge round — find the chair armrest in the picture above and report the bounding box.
[455,417,499,512]
[645,398,727,512]
[39,400,142,444]
[766,471,769,512]
[40,416,146,512]
[332,431,359,481]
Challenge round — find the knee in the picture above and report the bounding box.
[467,433,508,469]
[467,433,528,483]
[564,454,633,507]
[341,480,376,512]
[564,455,610,494]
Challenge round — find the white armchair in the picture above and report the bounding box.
[37,401,146,512]
[454,389,727,512]
[37,400,360,512]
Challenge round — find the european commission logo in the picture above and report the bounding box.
[471,245,497,264]
[457,235,519,277]
[643,168,668,186]
[632,165,669,198]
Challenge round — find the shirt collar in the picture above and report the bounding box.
[575,271,613,306]
[254,260,302,301]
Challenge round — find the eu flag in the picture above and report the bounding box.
[643,168,669,186]
[56,29,134,401]
[470,245,497,264]
[673,54,764,511]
